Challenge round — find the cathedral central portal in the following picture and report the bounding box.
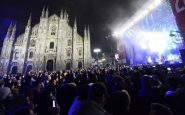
[46,60,54,72]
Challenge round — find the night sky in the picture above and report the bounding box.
[0,0,147,54]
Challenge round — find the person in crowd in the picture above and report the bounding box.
[0,64,184,115]
[150,103,173,115]
[110,90,130,115]
[68,82,111,115]
[0,79,11,102]
[57,83,76,115]
[0,79,11,115]
[164,76,185,115]
[68,84,89,115]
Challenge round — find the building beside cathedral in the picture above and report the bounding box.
[0,7,92,74]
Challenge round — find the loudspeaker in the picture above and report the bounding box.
[180,49,185,64]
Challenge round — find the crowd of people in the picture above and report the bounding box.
[0,64,185,115]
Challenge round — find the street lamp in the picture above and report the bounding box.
[93,48,101,66]
[106,34,115,65]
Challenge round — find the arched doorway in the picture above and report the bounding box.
[11,66,18,74]
[26,65,32,74]
[46,60,54,71]
[78,62,82,69]
[66,63,71,70]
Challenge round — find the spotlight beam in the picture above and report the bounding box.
[113,0,162,37]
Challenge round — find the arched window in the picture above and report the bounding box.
[52,17,56,22]
[51,26,56,35]
[50,42,54,49]
[26,65,32,74]
[14,52,19,60]
[78,62,82,69]
[67,39,72,46]
[66,63,71,70]
[30,39,35,47]
[67,49,71,57]
[29,52,33,59]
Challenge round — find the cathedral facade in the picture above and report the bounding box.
[0,8,92,74]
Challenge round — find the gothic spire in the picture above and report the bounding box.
[66,13,69,21]
[64,9,67,19]
[74,17,77,29]
[84,25,87,39]
[41,5,45,18]
[87,25,90,40]
[10,23,16,41]
[5,21,13,39]
[27,13,32,26]
[60,9,64,19]
[45,6,49,18]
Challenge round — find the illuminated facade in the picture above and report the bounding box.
[0,8,92,74]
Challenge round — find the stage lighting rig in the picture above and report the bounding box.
[113,0,162,37]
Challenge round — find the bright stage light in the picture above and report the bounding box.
[147,56,153,63]
[167,54,181,62]
[140,44,147,50]
[113,0,163,37]
[138,31,169,54]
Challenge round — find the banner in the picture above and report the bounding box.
[169,0,185,43]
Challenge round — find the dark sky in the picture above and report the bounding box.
[0,0,147,53]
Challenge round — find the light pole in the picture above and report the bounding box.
[93,48,101,67]
[106,34,115,65]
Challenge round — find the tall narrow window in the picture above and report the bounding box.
[14,52,19,60]
[29,52,33,59]
[50,42,54,49]
[78,62,82,69]
[78,49,82,56]
[67,39,72,46]
[51,26,56,35]
[30,39,35,47]
[67,50,71,57]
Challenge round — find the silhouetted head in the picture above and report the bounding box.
[110,90,130,115]
[150,103,173,115]
[76,84,89,100]
[113,76,125,91]
[167,77,179,90]
[0,79,4,87]
[88,82,109,106]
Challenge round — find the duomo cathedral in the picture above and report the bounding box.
[0,7,92,74]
